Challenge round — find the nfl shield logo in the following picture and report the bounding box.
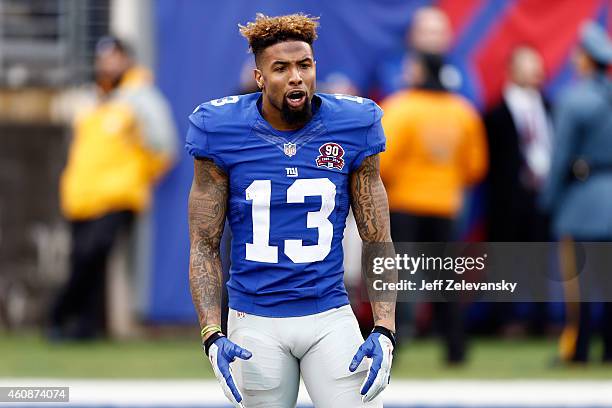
[284,142,297,157]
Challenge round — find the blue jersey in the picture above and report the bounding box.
[186,93,385,317]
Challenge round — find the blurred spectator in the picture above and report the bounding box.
[375,6,462,98]
[486,45,552,242]
[380,51,488,363]
[484,46,552,337]
[542,22,612,363]
[410,6,453,54]
[319,72,360,96]
[49,37,177,340]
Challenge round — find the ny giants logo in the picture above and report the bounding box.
[316,142,345,170]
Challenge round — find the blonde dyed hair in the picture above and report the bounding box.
[239,13,319,59]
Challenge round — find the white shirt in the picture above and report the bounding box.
[504,83,552,188]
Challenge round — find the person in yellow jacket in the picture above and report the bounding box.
[380,51,488,363]
[381,58,487,222]
[50,37,177,339]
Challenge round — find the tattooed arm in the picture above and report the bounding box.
[350,154,397,332]
[189,158,251,406]
[188,158,228,340]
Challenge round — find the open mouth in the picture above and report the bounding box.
[286,90,306,108]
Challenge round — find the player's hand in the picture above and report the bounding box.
[205,334,252,408]
[349,327,395,403]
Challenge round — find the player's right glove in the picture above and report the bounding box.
[349,326,395,403]
[203,332,252,408]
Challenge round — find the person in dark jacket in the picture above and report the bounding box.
[485,46,552,336]
[486,45,552,243]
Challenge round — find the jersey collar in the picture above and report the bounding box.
[251,93,328,155]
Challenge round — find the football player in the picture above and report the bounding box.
[187,13,396,408]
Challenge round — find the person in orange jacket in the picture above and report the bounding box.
[50,37,177,340]
[380,51,488,363]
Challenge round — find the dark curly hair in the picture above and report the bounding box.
[239,13,319,62]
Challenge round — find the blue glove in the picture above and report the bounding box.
[349,328,395,403]
[205,333,252,408]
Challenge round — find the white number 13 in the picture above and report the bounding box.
[245,178,336,263]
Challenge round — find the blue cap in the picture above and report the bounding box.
[580,22,612,65]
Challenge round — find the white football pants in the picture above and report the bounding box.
[227,305,383,408]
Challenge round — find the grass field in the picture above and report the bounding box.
[1,334,610,380]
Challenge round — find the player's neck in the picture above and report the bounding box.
[261,98,305,131]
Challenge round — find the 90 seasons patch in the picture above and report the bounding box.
[316,142,345,170]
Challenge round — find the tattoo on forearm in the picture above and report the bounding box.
[351,155,397,330]
[188,158,228,330]
[362,242,397,329]
[372,300,394,327]
[350,155,392,243]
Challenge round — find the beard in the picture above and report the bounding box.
[281,96,313,127]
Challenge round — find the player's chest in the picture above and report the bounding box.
[231,130,356,179]
[226,133,355,208]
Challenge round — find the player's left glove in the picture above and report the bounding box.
[349,326,395,403]
[203,332,252,408]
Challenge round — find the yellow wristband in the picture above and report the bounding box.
[200,324,222,338]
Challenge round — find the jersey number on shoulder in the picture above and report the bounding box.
[245,178,336,264]
[334,94,364,104]
[210,95,240,107]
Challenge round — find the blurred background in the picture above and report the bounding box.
[0,0,611,406]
